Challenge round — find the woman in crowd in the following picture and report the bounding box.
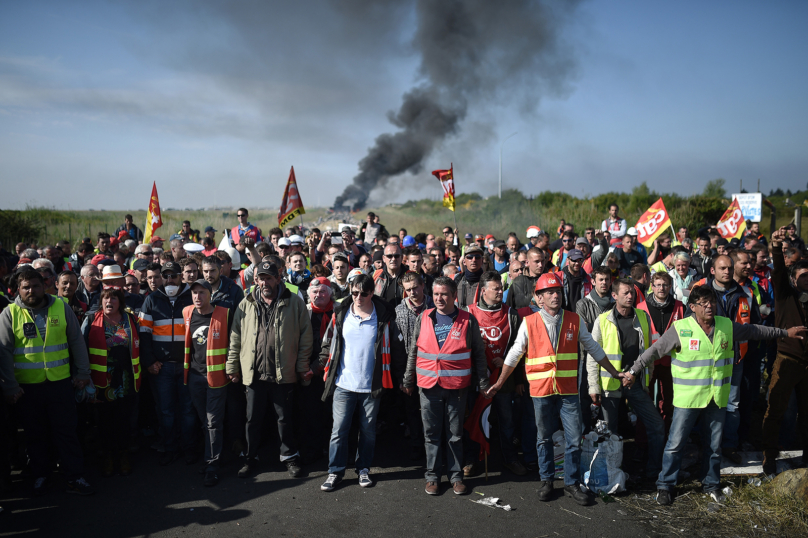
[669,250,696,304]
[57,270,88,324]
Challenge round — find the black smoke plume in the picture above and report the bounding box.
[333,0,581,211]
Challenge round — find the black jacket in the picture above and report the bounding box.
[505,272,540,309]
[373,267,406,307]
[138,285,193,367]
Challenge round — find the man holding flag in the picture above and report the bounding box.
[144,182,163,245]
[278,166,306,230]
[464,271,526,476]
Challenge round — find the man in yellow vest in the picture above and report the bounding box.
[623,285,805,506]
[0,268,95,496]
[587,278,665,480]
[486,273,625,506]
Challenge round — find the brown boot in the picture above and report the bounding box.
[101,453,114,477]
[119,451,132,476]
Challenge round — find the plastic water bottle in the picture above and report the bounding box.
[590,402,601,423]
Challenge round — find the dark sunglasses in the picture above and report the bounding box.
[351,291,371,298]
[277,245,289,249]
[237,213,247,217]
[385,254,401,259]
[443,230,452,234]
[562,239,573,243]
[465,254,482,260]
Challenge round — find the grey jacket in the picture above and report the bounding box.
[0,295,90,396]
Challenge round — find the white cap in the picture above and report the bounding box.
[278,237,291,247]
[627,227,638,236]
[289,234,304,245]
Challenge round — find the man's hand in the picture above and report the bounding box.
[786,326,808,339]
[514,384,525,396]
[301,369,314,382]
[772,226,787,246]
[72,378,89,389]
[4,387,24,405]
[401,385,413,396]
[229,373,241,383]
[620,371,636,388]
[590,393,601,405]
[148,361,163,375]
[492,357,504,369]
[484,384,500,399]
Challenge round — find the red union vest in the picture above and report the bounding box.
[230,224,262,246]
[637,299,685,366]
[182,305,230,388]
[467,304,512,371]
[415,309,472,389]
[524,310,580,398]
[87,312,142,392]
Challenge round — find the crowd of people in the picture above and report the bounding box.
[1,203,807,509]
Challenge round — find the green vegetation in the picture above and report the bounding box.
[5,182,807,247]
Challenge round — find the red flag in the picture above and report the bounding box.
[464,369,498,459]
[144,182,162,244]
[431,164,455,211]
[278,166,306,228]
[634,198,672,248]
[716,197,746,240]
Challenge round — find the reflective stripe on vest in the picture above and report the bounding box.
[9,300,71,384]
[597,308,651,391]
[87,312,142,392]
[182,305,230,388]
[523,310,580,398]
[670,316,734,409]
[415,309,472,390]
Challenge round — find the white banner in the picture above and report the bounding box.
[732,193,762,223]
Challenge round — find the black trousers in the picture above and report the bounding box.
[245,380,298,462]
[17,379,84,481]
[295,375,328,461]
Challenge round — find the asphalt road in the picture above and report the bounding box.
[1,425,658,538]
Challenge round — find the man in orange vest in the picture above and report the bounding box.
[183,279,230,487]
[402,276,491,496]
[486,273,624,506]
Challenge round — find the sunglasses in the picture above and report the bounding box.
[443,230,452,235]
[237,213,247,217]
[465,254,481,260]
[351,291,371,298]
[385,254,401,259]
[277,245,289,249]
[562,239,573,243]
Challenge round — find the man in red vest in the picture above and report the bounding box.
[230,207,263,247]
[183,279,230,487]
[486,273,624,506]
[402,276,490,496]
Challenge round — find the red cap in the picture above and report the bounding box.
[90,254,107,266]
[151,236,164,243]
[117,230,129,240]
[535,272,563,293]
[485,234,495,240]
[109,237,119,247]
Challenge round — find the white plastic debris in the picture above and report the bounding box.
[721,486,733,497]
[472,496,513,511]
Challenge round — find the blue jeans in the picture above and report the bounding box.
[723,359,744,449]
[533,394,582,486]
[328,387,380,476]
[657,401,725,492]
[155,362,196,453]
[420,386,468,483]
[602,383,665,477]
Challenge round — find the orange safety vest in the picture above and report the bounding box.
[523,310,580,398]
[636,299,684,366]
[415,309,472,390]
[87,312,142,392]
[182,305,230,388]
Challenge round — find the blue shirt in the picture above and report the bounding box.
[494,259,508,273]
[336,304,377,393]
[434,309,458,349]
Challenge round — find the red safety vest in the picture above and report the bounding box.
[467,304,512,372]
[230,224,262,246]
[636,299,684,366]
[415,309,472,390]
[523,310,580,398]
[87,312,142,392]
[182,305,230,388]
[633,283,646,304]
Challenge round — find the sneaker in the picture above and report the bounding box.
[503,460,528,476]
[159,451,180,466]
[238,460,256,478]
[452,481,467,495]
[203,470,219,487]
[358,469,373,488]
[708,490,726,503]
[286,460,303,478]
[66,477,95,496]
[424,481,439,495]
[321,474,342,491]
[463,462,482,478]
[563,483,590,506]
[656,489,673,506]
[184,449,199,465]
[722,447,742,465]
[537,480,553,501]
[32,477,49,497]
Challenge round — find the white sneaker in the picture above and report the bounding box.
[320,474,342,492]
[708,490,726,503]
[358,468,373,488]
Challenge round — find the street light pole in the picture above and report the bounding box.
[499,131,518,199]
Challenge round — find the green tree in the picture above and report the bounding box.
[702,178,726,198]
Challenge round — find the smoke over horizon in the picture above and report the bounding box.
[333,0,582,210]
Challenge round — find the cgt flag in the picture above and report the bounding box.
[278,166,306,228]
[432,164,455,211]
[716,197,746,240]
[634,197,672,248]
[143,182,162,244]
[463,368,498,460]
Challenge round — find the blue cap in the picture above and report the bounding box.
[169,233,182,241]
[402,235,416,247]
[204,226,217,233]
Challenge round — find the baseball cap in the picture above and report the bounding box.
[190,279,212,293]
[289,235,304,245]
[204,226,217,233]
[465,245,484,256]
[575,237,589,246]
[485,234,495,241]
[160,261,180,275]
[402,235,416,247]
[464,233,473,240]
[526,226,541,239]
[475,234,485,241]
[256,261,279,277]
[91,255,115,266]
[169,234,182,241]
[627,227,638,236]
[132,259,150,272]
[277,237,291,248]
[567,249,584,261]
[492,239,506,249]
[151,236,164,243]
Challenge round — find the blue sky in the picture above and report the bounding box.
[1,1,806,210]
